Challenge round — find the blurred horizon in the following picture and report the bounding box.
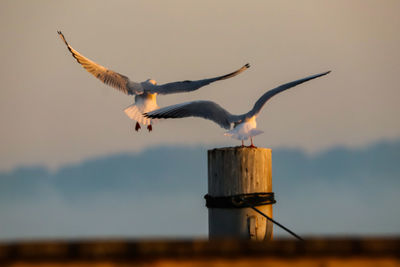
[1,138,399,241]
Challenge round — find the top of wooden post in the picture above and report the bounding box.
[207,146,272,196]
[208,146,271,152]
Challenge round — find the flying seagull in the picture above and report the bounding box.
[144,71,330,147]
[57,31,250,132]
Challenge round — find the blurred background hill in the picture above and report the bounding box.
[1,139,399,240]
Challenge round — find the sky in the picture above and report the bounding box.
[1,0,400,171]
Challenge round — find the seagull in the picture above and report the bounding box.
[57,31,250,132]
[144,71,330,147]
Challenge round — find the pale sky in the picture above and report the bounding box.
[1,0,399,171]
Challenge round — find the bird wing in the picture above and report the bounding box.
[247,71,331,117]
[144,101,232,129]
[57,31,142,95]
[145,64,250,95]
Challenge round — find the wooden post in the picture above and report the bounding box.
[207,147,273,240]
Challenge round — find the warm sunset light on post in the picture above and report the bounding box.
[206,147,273,240]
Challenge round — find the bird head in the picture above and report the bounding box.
[146,79,157,85]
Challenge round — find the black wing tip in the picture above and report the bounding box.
[316,70,331,78]
[244,63,250,69]
[143,112,157,118]
[57,30,69,45]
[144,112,167,119]
[311,70,331,79]
[57,30,64,38]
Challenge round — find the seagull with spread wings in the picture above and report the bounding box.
[145,71,330,147]
[57,31,250,132]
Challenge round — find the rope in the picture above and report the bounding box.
[204,193,303,241]
[204,192,275,208]
[247,204,304,241]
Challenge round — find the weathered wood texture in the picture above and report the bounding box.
[208,147,273,240]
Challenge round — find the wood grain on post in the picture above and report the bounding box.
[207,147,273,240]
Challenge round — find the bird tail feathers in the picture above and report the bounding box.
[249,129,264,136]
[224,129,264,140]
[124,104,153,125]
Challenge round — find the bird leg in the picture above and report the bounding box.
[147,125,152,132]
[249,137,257,148]
[135,122,141,131]
[241,140,244,147]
